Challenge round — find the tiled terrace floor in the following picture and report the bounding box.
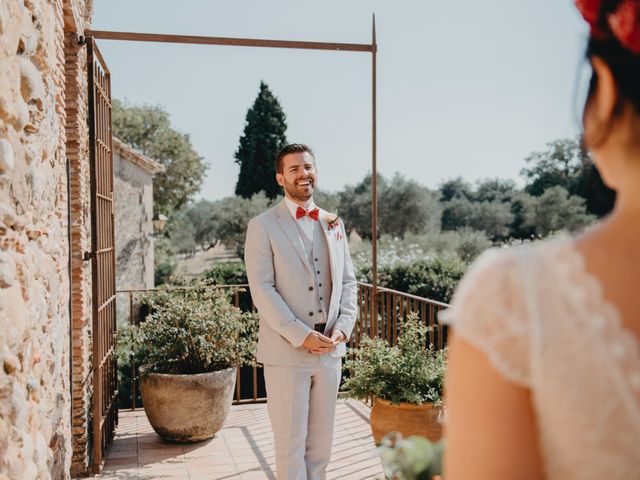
[96,399,385,479]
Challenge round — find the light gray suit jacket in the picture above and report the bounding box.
[244,200,358,365]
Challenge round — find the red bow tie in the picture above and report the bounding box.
[296,206,319,221]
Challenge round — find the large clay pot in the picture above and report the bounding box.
[370,398,445,444]
[139,366,236,442]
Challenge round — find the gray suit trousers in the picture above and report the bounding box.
[264,355,342,480]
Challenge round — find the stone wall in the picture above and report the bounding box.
[113,143,159,292]
[0,0,91,478]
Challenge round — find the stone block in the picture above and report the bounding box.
[0,204,18,229]
[18,29,39,56]
[0,285,29,348]
[0,1,31,57]
[0,139,14,174]
[0,58,29,130]
[1,348,20,375]
[0,252,16,288]
[18,57,45,109]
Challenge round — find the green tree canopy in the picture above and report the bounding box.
[337,173,384,238]
[165,208,198,256]
[521,137,615,217]
[112,99,207,215]
[166,200,220,254]
[379,174,442,237]
[210,193,275,259]
[164,193,275,261]
[509,191,538,239]
[441,196,514,241]
[235,82,288,199]
[521,186,595,236]
[473,178,519,203]
[313,190,341,214]
[439,177,473,202]
[339,173,441,239]
[186,199,218,250]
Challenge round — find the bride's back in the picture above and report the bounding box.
[577,221,640,341]
[444,1,640,478]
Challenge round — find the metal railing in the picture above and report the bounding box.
[116,283,450,410]
[353,283,450,350]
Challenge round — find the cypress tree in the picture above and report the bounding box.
[234,82,288,199]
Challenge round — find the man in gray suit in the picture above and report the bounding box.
[244,143,357,480]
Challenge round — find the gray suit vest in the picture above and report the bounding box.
[294,220,333,326]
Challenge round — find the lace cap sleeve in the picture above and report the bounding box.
[440,248,531,387]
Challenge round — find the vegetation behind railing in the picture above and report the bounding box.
[116,283,449,410]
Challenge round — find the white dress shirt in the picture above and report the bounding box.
[284,196,317,241]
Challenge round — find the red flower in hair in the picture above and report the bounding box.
[576,0,602,24]
[576,0,608,37]
[608,0,640,54]
[576,0,640,52]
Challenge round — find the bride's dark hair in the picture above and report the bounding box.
[583,0,640,126]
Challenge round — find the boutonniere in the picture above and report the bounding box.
[324,213,340,231]
[323,213,343,240]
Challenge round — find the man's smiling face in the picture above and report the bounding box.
[276,151,317,204]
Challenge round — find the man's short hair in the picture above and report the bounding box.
[275,144,315,174]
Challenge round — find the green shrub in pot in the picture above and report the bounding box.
[343,313,447,405]
[117,283,258,442]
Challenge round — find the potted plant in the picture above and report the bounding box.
[343,313,447,444]
[119,283,258,442]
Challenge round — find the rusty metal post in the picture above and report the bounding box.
[129,292,135,410]
[84,29,373,53]
[87,37,119,472]
[370,14,378,338]
[87,39,102,470]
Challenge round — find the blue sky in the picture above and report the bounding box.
[92,0,589,200]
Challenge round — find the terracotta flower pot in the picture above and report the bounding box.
[370,398,445,444]
[139,366,236,442]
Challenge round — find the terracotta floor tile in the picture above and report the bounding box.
[100,465,139,475]
[102,455,138,466]
[190,463,240,473]
[189,475,242,480]
[241,473,276,480]
[99,400,383,479]
[94,474,138,480]
[194,476,239,480]
[138,474,187,480]
[187,457,235,468]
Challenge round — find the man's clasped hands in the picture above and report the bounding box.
[302,330,346,355]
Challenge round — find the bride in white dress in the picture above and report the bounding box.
[443,1,640,478]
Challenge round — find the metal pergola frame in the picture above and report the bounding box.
[85,16,380,328]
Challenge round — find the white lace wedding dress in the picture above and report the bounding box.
[441,233,640,479]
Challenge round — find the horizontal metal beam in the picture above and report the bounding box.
[84,29,376,53]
